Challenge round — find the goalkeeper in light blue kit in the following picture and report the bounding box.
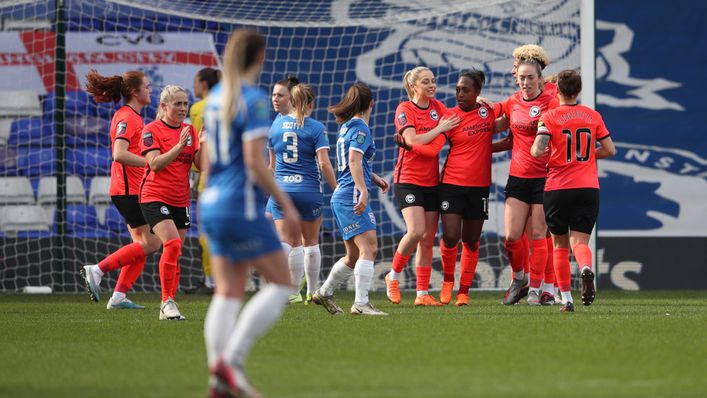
[267,83,337,304]
[199,30,298,397]
[312,82,390,316]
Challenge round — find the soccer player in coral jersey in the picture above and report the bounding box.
[140,85,200,321]
[385,66,460,306]
[500,58,559,306]
[81,70,162,310]
[531,70,615,312]
[396,70,504,306]
[494,44,560,304]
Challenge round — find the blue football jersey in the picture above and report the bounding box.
[200,83,272,220]
[268,115,329,193]
[331,118,375,203]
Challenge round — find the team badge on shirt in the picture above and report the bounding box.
[186,134,193,147]
[430,109,439,121]
[529,106,541,117]
[116,122,128,136]
[356,131,367,144]
[142,132,153,147]
[397,112,407,126]
[478,107,489,119]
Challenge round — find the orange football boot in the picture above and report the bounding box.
[439,281,454,305]
[384,272,401,304]
[414,294,443,306]
[455,293,469,307]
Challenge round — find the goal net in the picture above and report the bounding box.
[0,0,586,293]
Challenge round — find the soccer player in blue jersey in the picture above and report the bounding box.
[312,83,390,316]
[267,83,337,304]
[199,30,298,397]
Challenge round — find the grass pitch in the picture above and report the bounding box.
[1,290,705,398]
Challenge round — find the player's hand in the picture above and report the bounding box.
[354,188,369,215]
[437,114,461,132]
[198,127,207,144]
[178,126,191,148]
[393,134,412,151]
[373,174,389,194]
[477,96,492,108]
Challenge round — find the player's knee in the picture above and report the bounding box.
[359,247,377,261]
[419,232,435,248]
[343,254,358,266]
[504,231,524,242]
[442,233,460,248]
[406,225,426,242]
[530,230,546,240]
[140,237,162,254]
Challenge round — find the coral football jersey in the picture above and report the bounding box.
[139,120,199,207]
[441,104,497,187]
[393,98,448,186]
[502,90,559,178]
[537,104,611,191]
[108,105,145,196]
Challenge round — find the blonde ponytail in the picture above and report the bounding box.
[290,84,314,128]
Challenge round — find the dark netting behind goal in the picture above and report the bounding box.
[0,0,586,293]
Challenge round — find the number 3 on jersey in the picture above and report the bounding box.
[562,128,591,163]
[283,131,298,163]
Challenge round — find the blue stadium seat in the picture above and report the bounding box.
[0,147,18,175]
[9,118,54,146]
[43,91,115,119]
[66,116,111,146]
[17,147,56,176]
[103,204,130,237]
[67,147,111,176]
[64,204,101,237]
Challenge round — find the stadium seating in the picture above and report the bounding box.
[66,116,111,146]
[0,176,35,205]
[0,205,51,235]
[6,118,54,147]
[67,147,111,176]
[0,91,42,118]
[16,147,56,176]
[63,203,100,237]
[103,204,130,236]
[0,119,11,146]
[42,91,115,119]
[88,176,111,204]
[37,175,87,205]
[88,176,111,224]
[0,146,18,173]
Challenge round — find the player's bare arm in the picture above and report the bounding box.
[595,135,617,159]
[530,134,551,157]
